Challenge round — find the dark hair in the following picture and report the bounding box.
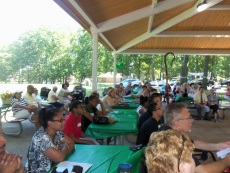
[148,93,161,104]
[147,102,158,115]
[38,108,61,129]
[65,82,69,87]
[140,96,148,105]
[85,95,98,105]
[70,100,84,111]
[199,86,204,90]
[62,83,66,88]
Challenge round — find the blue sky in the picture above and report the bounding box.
[0,0,80,46]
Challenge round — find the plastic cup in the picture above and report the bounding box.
[118,163,132,173]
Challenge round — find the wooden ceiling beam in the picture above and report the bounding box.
[97,0,195,33]
[152,31,230,37]
[147,0,158,33]
[122,48,230,55]
[209,5,230,10]
[116,0,223,53]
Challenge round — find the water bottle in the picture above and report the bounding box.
[118,163,132,173]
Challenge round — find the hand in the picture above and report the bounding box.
[0,153,22,172]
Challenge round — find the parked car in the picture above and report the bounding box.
[189,78,215,86]
[119,78,143,88]
[158,79,166,86]
[221,78,230,86]
[169,77,180,86]
[150,80,159,87]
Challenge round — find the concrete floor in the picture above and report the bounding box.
[2,103,230,165]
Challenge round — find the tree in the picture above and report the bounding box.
[180,55,189,84]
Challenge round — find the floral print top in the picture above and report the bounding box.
[27,127,64,173]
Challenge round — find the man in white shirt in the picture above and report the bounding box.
[23,85,41,129]
[193,87,211,120]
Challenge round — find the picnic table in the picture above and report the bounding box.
[49,145,144,173]
[112,103,139,109]
[85,109,138,145]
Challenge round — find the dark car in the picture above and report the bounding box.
[221,78,230,86]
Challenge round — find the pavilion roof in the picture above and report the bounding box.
[54,0,230,55]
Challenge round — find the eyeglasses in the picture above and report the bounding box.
[176,116,193,122]
[178,134,187,172]
[51,118,65,123]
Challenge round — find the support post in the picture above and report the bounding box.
[92,32,98,91]
[113,53,117,87]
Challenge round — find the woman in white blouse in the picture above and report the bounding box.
[100,88,122,110]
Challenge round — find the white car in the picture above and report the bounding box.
[119,79,142,88]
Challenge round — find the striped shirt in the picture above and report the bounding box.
[11,97,27,115]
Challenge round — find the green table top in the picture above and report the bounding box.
[175,96,193,102]
[122,96,136,100]
[50,145,144,173]
[132,87,141,94]
[112,103,139,109]
[86,109,138,139]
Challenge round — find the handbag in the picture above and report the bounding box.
[93,116,109,124]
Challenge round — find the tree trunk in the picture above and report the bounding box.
[180,55,189,85]
[138,57,141,79]
[203,56,209,89]
[151,55,155,80]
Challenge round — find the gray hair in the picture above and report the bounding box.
[53,86,58,90]
[164,102,187,128]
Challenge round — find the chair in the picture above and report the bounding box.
[193,148,216,162]
[40,87,51,100]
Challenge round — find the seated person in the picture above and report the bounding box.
[136,85,149,98]
[145,129,195,173]
[33,88,42,104]
[82,95,107,132]
[163,102,230,173]
[11,90,37,120]
[175,86,183,98]
[188,84,199,98]
[58,83,72,112]
[136,102,164,146]
[0,128,25,173]
[100,88,122,110]
[194,87,211,120]
[224,87,230,101]
[136,96,148,117]
[181,82,190,97]
[115,84,126,98]
[125,82,132,95]
[48,86,68,114]
[27,108,74,173]
[48,86,59,104]
[207,88,223,122]
[138,93,162,130]
[64,101,98,144]
[23,85,41,129]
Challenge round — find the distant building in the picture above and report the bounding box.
[97,72,122,83]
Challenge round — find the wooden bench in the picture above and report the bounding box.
[2,107,26,136]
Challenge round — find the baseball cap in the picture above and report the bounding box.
[15,90,23,94]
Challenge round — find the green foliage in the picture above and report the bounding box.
[0,27,230,84]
